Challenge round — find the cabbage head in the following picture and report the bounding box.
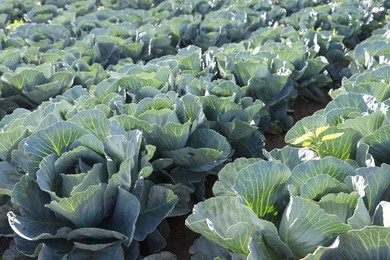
[6,109,178,258]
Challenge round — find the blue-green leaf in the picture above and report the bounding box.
[189,236,231,259]
[324,93,380,115]
[233,161,290,221]
[54,146,104,173]
[289,157,356,190]
[265,147,318,171]
[373,201,390,227]
[104,135,135,164]
[213,157,260,197]
[0,126,27,161]
[68,134,105,155]
[360,125,390,164]
[8,175,72,240]
[338,110,384,136]
[279,196,351,258]
[318,192,360,224]
[285,115,327,144]
[25,121,89,171]
[306,227,390,259]
[68,109,111,141]
[47,184,106,228]
[71,163,108,196]
[36,154,60,200]
[356,164,390,215]
[318,127,360,160]
[162,129,232,171]
[150,122,191,151]
[186,197,290,256]
[347,196,372,229]
[104,188,140,245]
[67,243,124,260]
[0,162,23,196]
[300,175,351,200]
[134,185,178,241]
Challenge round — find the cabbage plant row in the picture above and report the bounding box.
[0,0,389,258]
[186,23,390,259]
[0,0,386,118]
[287,24,390,167]
[187,157,390,259]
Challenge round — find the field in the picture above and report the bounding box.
[0,0,389,259]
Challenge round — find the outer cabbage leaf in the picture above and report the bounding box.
[347,196,372,230]
[317,126,360,160]
[285,115,327,144]
[63,243,124,260]
[24,121,89,173]
[299,174,351,201]
[318,192,360,224]
[359,125,390,164]
[337,110,384,136]
[0,126,27,161]
[232,161,290,222]
[279,196,351,259]
[373,201,390,227]
[334,65,390,102]
[101,187,140,245]
[185,197,291,258]
[161,129,232,171]
[305,227,390,260]
[8,175,73,241]
[264,146,318,171]
[212,157,260,197]
[350,39,390,73]
[134,184,178,241]
[68,109,111,142]
[324,93,381,115]
[189,236,231,259]
[0,162,24,197]
[46,184,106,228]
[289,157,356,191]
[356,164,390,215]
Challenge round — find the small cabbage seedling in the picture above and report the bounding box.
[291,126,344,158]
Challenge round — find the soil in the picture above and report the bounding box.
[291,94,332,127]
[164,215,199,259]
[0,237,11,256]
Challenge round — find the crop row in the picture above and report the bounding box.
[0,0,389,258]
[186,23,390,259]
[1,0,386,117]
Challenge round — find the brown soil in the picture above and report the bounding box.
[164,215,199,259]
[291,95,331,125]
[265,130,287,151]
[163,174,218,259]
[0,237,11,256]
